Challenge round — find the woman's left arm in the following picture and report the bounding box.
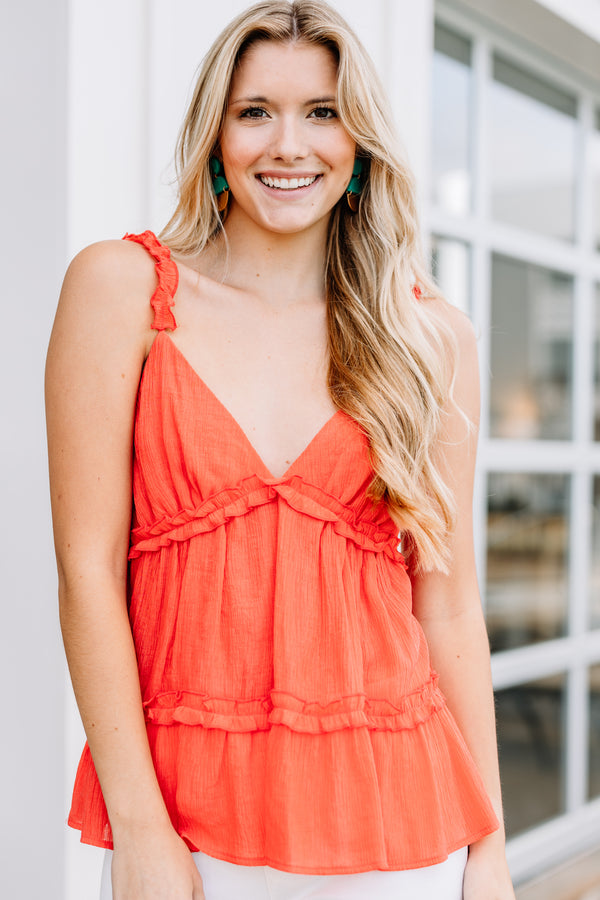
[410,302,516,900]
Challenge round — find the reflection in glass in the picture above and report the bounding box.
[592,478,600,630]
[595,285,600,441]
[486,472,569,653]
[490,255,573,440]
[432,23,472,216]
[590,665,600,799]
[593,109,600,252]
[489,55,577,242]
[431,236,471,314]
[496,673,565,835]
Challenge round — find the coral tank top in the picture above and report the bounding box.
[68,230,499,873]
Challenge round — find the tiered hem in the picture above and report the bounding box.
[68,679,500,870]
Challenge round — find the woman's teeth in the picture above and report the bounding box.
[259,175,318,189]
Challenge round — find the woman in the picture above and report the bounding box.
[46,2,516,898]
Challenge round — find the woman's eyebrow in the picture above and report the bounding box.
[230,95,269,104]
[229,95,336,105]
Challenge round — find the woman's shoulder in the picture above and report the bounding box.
[64,237,158,301]
[419,291,478,359]
[59,237,160,338]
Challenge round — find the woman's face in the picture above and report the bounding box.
[218,40,357,237]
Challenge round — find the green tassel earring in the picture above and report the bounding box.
[346,158,363,212]
[210,156,230,212]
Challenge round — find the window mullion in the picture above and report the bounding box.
[566,663,589,812]
[471,34,492,610]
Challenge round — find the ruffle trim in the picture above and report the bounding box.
[123,230,178,331]
[67,694,501,864]
[129,473,406,563]
[142,675,443,733]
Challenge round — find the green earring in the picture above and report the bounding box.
[210,156,230,212]
[346,158,363,212]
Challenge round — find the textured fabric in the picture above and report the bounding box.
[69,229,499,874]
[99,845,468,899]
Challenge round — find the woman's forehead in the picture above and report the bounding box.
[229,40,338,99]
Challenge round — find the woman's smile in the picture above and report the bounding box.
[257,173,320,190]
[256,172,322,195]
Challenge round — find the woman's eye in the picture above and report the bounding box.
[240,107,269,119]
[310,107,337,119]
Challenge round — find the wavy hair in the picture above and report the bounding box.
[160,0,464,573]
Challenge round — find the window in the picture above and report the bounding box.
[489,56,577,242]
[431,4,600,861]
[431,235,471,314]
[486,472,569,653]
[496,673,566,833]
[432,23,472,216]
[490,257,573,440]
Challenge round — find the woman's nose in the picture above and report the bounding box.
[268,114,308,161]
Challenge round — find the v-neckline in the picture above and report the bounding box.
[152,331,344,481]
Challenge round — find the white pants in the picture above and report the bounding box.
[100,844,468,899]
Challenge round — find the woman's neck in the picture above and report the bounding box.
[204,205,330,309]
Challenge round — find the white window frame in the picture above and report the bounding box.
[430,1,600,883]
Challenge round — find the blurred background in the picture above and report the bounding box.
[2,0,599,897]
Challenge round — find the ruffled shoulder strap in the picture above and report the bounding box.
[122,230,178,331]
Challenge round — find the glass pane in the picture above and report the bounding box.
[490,255,573,440]
[431,236,471,314]
[592,477,600,629]
[432,23,472,216]
[496,673,566,835]
[486,472,569,652]
[595,285,600,442]
[590,665,600,799]
[489,54,577,242]
[593,109,600,252]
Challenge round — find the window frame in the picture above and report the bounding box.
[430,1,600,882]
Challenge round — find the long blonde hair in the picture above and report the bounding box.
[160,0,462,573]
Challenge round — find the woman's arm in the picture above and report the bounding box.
[410,302,515,899]
[46,241,204,899]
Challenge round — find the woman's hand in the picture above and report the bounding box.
[111,824,205,899]
[463,834,516,900]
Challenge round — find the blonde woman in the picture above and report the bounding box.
[46,2,515,898]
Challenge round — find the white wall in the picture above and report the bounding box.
[0,2,68,899]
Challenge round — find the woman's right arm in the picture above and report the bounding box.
[46,241,204,899]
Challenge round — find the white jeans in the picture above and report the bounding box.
[100,845,468,899]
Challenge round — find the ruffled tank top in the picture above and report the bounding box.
[68,230,499,873]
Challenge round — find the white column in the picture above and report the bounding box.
[382,0,435,231]
[65,4,148,897]
[0,2,68,898]
[67,0,148,254]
